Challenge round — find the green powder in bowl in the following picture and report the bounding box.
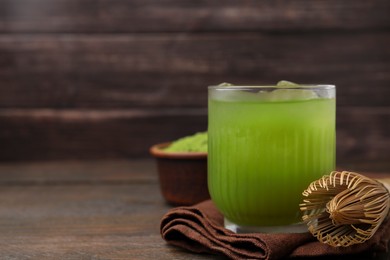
[164,132,208,153]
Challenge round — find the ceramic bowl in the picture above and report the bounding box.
[150,142,209,206]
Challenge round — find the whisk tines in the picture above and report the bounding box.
[300,171,390,247]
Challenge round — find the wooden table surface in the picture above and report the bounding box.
[0,159,388,260]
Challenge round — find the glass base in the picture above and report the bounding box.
[224,217,308,234]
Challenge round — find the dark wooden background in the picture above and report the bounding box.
[0,0,389,164]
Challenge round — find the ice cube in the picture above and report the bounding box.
[267,89,318,101]
[210,88,263,102]
[217,82,234,87]
[276,80,299,88]
[211,81,318,102]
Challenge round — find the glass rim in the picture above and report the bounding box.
[208,84,335,90]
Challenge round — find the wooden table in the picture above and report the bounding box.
[0,159,388,259]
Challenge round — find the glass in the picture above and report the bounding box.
[208,85,336,233]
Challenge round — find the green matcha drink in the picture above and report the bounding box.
[208,83,335,232]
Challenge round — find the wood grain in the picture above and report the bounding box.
[0,0,389,33]
[0,107,388,162]
[0,0,388,162]
[0,159,157,184]
[0,160,221,259]
[0,182,191,259]
[0,160,387,259]
[336,107,390,163]
[0,33,389,108]
[0,108,208,161]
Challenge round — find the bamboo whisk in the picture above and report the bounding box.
[300,171,390,247]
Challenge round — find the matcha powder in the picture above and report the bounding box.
[164,132,208,153]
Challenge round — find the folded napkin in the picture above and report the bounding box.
[160,200,390,260]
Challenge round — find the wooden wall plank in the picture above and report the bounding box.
[0,160,156,184]
[0,0,389,33]
[0,108,207,161]
[0,33,389,108]
[0,107,388,162]
[0,0,388,162]
[336,107,390,163]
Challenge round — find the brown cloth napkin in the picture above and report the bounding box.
[160,200,390,260]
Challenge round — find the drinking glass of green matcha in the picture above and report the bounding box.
[208,81,336,233]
